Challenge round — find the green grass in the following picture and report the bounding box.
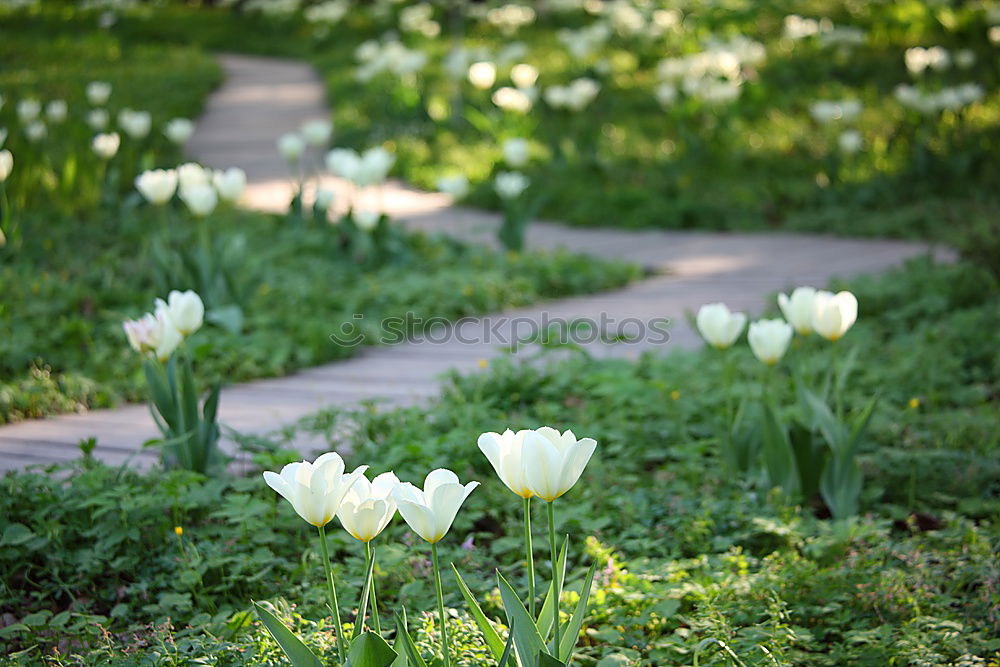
[1,258,997,664]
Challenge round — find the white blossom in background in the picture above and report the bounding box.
[492,86,533,113]
[399,3,439,37]
[46,100,68,123]
[135,169,178,205]
[655,82,678,107]
[0,150,12,182]
[496,42,528,65]
[278,133,306,161]
[314,188,335,211]
[304,0,349,24]
[809,99,862,124]
[179,183,218,217]
[905,46,951,75]
[164,118,195,144]
[545,78,600,111]
[24,121,46,143]
[502,138,530,167]
[437,174,469,199]
[92,132,120,159]
[87,108,109,130]
[300,119,333,146]
[213,167,247,202]
[17,99,41,123]
[486,3,536,35]
[326,147,362,181]
[838,130,863,154]
[511,63,538,89]
[118,109,151,139]
[355,146,395,186]
[468,61,497,89]
[895,83,983,114]
[354,209,380,231]
[86,81,112,106]
[557,23,611,59]
[177,162,211,190]
[495,171,529,199]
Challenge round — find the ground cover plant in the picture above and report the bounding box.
[2,257,997,665]
[0,12,639,423]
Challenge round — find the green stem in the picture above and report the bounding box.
[431,542,450,667]
[318,525,346,663]
[366,540,381,636]
[548,501,561,660]
[524,495,536,619]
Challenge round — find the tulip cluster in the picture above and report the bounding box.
[123,290,204,362]
[135,162,246,216]
[261,424,598,665]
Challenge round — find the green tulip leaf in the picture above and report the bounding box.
[536,535,568,640]
[452,565,506,660]
[537,653,565,667]
[393,611,428,667]
[347,631,397,667]
[558,558,598,660]
[252,601,323,667]
[498,570,548,667]
[497,622,516,667]
[760,402,798,496]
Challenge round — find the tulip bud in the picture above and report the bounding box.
[747,318,793,365]
[510,63,539,89]
[314,188,335,211]
[177,162,211,191]
[355,146,394,187]
[164,118,195,144]
[0,150,12,182]
[87,81,112,106]
[278,133,305,161]
[17,99,41,123]
[135,169,178,205]
[522,427,597,502]
[124,308,183,361]
[46,100,68,124]
[468,61,497,89]
[696,303,747,349]
[118,109,151,139]
[87,109,109,131]
[495,171,529,199]
[326,147,362,181]
[179,183,218,217]
[437,174,469,199]
[337,472,399,542]
[24,121,46,143]
[393,469,479,543]
[502,138,530,168]
[155,290,204,336]
[777,287,817,335]
[812,290,858,342]
[300,119,333,146]
[212,167,246,202]
[92,133,120,160]
[264,453,369,528]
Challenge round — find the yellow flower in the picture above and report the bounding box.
[670,390,681,401]
[478,359,489,369]
[174,526,183,536]
[908,397,921,409]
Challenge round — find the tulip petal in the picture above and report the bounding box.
[424,468,460,498]
[558,437,598,496]
[524,431,564,501]
[396,500,437,543]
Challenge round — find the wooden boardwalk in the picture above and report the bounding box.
[0,54,950,472]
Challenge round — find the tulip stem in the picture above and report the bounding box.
[431,542,450,667]
[366,540,382,636]
[524,495,536,619]
[548,501,561,660]
[317,525,346,663]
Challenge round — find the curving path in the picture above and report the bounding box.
[0,54,951,472]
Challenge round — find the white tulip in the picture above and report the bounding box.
[264,453,369,528]
[300,119,333,146]
[92,132,120,159]
[747,318,793,365]
[86,81,112,106]
[355,146,395,186]
[696,303,747,349]
[478,429,534,498]
[502,138,530,167]
[46,100,68,123]
[495,171,529,199]
[326,147,362,180]
[17,99,41,123]
[522,427,597,502]
[468,61,497,89]
[0,150,12,182]
[118,109,151,139]
[510,63,539,89]
[314,187,335,211]
[278,133,305,161]
[354,209,380,231]
[491,86,533,113]
[155,290,204,336]
[24,121,46,143]
[163,118,195,144]
[212,167,246,202]
[177,162,211,190]
[838,130,863,154]
[179,183,218,217]
[123,309,183,361]
[393,469,479,543]
[87,109,109,130]
[812,290,858,342]
[337,472,400,542]
[135,169,178,205]
[777,287,817,335]
[437,174,469,199]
